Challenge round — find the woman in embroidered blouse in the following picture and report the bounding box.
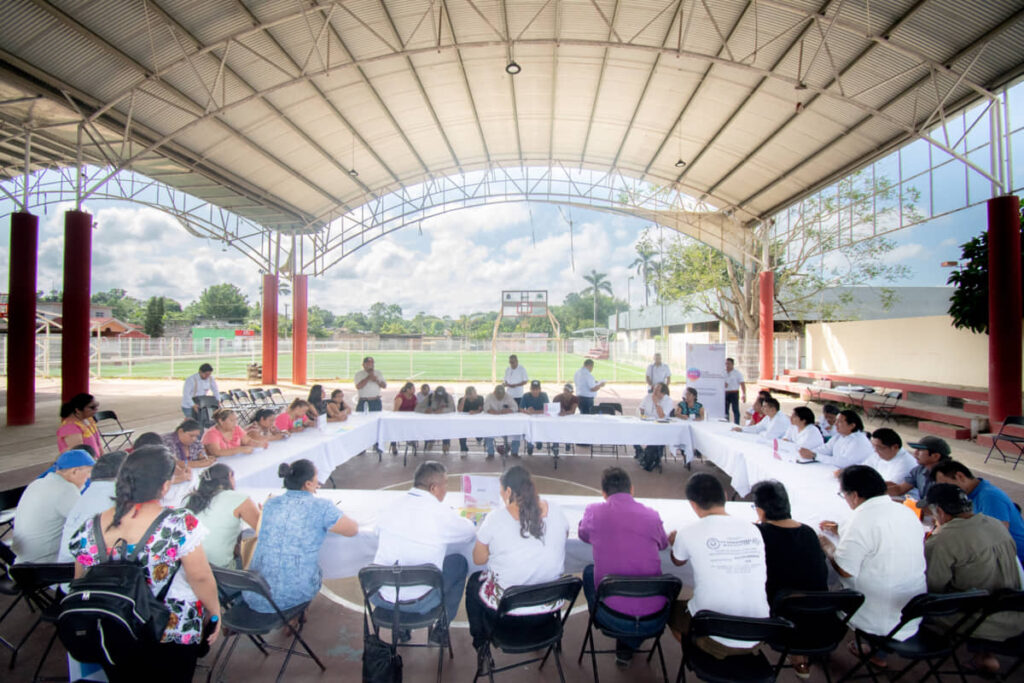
[242,459,359,613]
[325,389,352,422]
[67,445,221,682]
[57,393,104,456]
[245,408,288,442]
[162,418,215,468]
[674,387,706,420]
[202,409,267,458]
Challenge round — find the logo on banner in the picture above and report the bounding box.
[686,367,701,381]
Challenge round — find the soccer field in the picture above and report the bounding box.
[92,350,648,384]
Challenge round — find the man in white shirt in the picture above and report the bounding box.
[634,383,675,471]
[669,473,769,658]
[12,449,94,563]
[371,461,476,645]
[645,353,671,394]
[354,356,387,412]
[818,404,840,440]
[798,409,874,468]
[57,450,127,564]
[865,428,917,486]
[483,385,519,457]
[574,359,606,414]
[502,355,529,407]
[723,358,746,424]
[734,396,788,440]
[181,363,219,419]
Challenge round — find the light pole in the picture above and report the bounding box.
[627,276,634,351]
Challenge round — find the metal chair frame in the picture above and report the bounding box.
[93,410,135,451]
[985,416,1024,470]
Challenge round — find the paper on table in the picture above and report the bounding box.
[463,474,502,508]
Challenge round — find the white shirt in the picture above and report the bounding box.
[574,367,601,398]
[743,411,789,440]
[784,424,825,451]
[865,448,918,484]
[724,368,745,391]
[58,480,117,564]
[354,369,385,399]
[503,365,529,399]
[811,431,875,468]
[374,488,476,602]
[671,514,770,648]
[13,473,81,563]
[646,363,671,387]
[817,417,837,440]
[182,372,219,409]
[639,394,675,419]
[834,495,926,639]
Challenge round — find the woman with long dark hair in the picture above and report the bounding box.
[67,446,221,681]
[184,463,260,568]
[465,465,569,656]
[57,393,104,455]
[784,406,824,451]
[325,389,352,422]
[307,384,327,416]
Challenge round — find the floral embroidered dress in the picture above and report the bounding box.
[57,416,103,455]
[68,509,208,644]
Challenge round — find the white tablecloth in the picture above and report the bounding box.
[376,412,531,442]
[527,414,694,454]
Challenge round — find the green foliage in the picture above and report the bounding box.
[581,270,614,333]
[368,302,403,333]
[630,230,660,307]
[194,283,249,321]
[143,296,165,337]
[91,287,142,322]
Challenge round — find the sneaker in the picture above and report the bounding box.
[428,624,449,647]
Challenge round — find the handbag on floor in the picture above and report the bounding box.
[362,609,402,682]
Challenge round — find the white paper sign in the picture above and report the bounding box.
[544,402,561,417]
[685,342,727,420]
[462,474,503,508]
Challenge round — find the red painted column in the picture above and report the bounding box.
[759,270,774,380]
[261,274,278,385]
[7,213,38,425]
[62,210,92,402]
[987,194,1022,426]
[292,274,308,385]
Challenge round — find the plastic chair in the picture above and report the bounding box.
[94,410,135,451]
[475,575,582,683]
[577,574,682,683]
[766,589,865,683]
[358,564,451,683]
[985,416,1024,470]
[206,566,326,683]
[8,562,75,682]
[677,610,794,683]
[963,588,1024,682]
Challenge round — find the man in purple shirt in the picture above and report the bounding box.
[579,467,669,667]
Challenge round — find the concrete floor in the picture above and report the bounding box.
[2,378,1023,681]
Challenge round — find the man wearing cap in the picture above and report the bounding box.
[923,483,1024,675]
[11,450,94,563]
[57,450,128,564]
[645,353,671,394]
[503,354,529,408]
[519,380,550,456]
[886,436,951,501]
[182,362,219,420]
[552,383,579,453]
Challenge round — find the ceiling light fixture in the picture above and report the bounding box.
[505,61,522,75]
[348,168,359,177]
[675,159,686,168]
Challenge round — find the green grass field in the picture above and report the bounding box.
[92,350,648,384]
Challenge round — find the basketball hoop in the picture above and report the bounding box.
[516,301,533,316]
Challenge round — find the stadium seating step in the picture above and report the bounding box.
[917,421,971,440]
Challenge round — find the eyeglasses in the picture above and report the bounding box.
[836,490,848,499]
[87,404,99,410]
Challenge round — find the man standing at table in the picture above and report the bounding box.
[182,363,219,420]
[724,358,746,424]
[579,467,669,667]
[520,380,550,456]
[503,354,529,407]
[575,359,606,415]
[372,461,476,645]
[354,356,387,412]
[645,353,671,394]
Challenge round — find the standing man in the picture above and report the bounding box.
[645,353,671,393]
[354,356,387,412]
[723,357,746,425]
[574,359,606,415]
[503,354,529,407]
[181,363,219,420]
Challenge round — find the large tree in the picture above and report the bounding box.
[195,283,249,321]
[143,296,165,337]
[581,270,614,340]
[630,231,660,307]
[92,288,142,322]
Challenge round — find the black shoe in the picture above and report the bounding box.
[615,641,634,667]
[526,444,534,456]
[395,628,412,644]
[428,623,449,647]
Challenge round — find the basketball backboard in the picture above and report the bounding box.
[501,290,548,318]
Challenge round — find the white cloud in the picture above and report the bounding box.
[879,242,926,264]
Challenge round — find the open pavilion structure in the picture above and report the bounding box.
[2,0,1023,427]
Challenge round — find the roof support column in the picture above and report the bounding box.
[987,194,1021,427]
[7,212,38,424]
[262,274,278,385]
[759,270,774,381]
[62,210,92,402]
[292,274,308,386]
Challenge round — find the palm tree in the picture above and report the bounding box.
[630,240,660,307]
[581,270,613,342]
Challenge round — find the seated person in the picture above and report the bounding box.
[923,484,1024,675]
[579,467,668,666]
[274,399,313,433]
[185,463,261,568]
[371,461,476,645]
[798,409,873,467]
[417,386,455,454]
[634,383,674,471]
[246,408,288,442]
[818,466,926,666]
[243,459,359,613]
[886,436,951,502]
[818,404,840,440]
[669,473,769,658]
[394,382,418,412]
[735,396,788,440]
[457,386,485,455]
[483,386,519,458]
[782,406,824,451]
[519,380,551,456]
[745,390,772,426]
[674,387,705,420]
[751,480,828,678]
[553,383,579,415]
[865,428,917,487]
[164,418,217,467]
[325,389,352,422]
[466,466,569,661]
[13,449,94,562]
[306,384,327,418]
[416,383,432,407]
[135,431,191,484]
[932,459,1024,567]
[58,450,128,564]
[202,408,267,458]
[57,393,104,455]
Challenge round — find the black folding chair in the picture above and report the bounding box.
[358,564,451,683]
[93,410,135,451]
[268,388,288,406]
[985,416,1024,470]
[193,395,221,430]
[206,566,326,683]
[677,610,794,683]
[837,589,990,683]
[475,575,582,683]
[870,392,901,423]
[230,389,259,422]
[0,540,22,655]
[0,485,26,539]
[963,588,1024,682]
[8,562,75,682]
[766,589,865,683]
[577,574,682,683]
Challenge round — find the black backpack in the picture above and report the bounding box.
[57,509,180,666]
